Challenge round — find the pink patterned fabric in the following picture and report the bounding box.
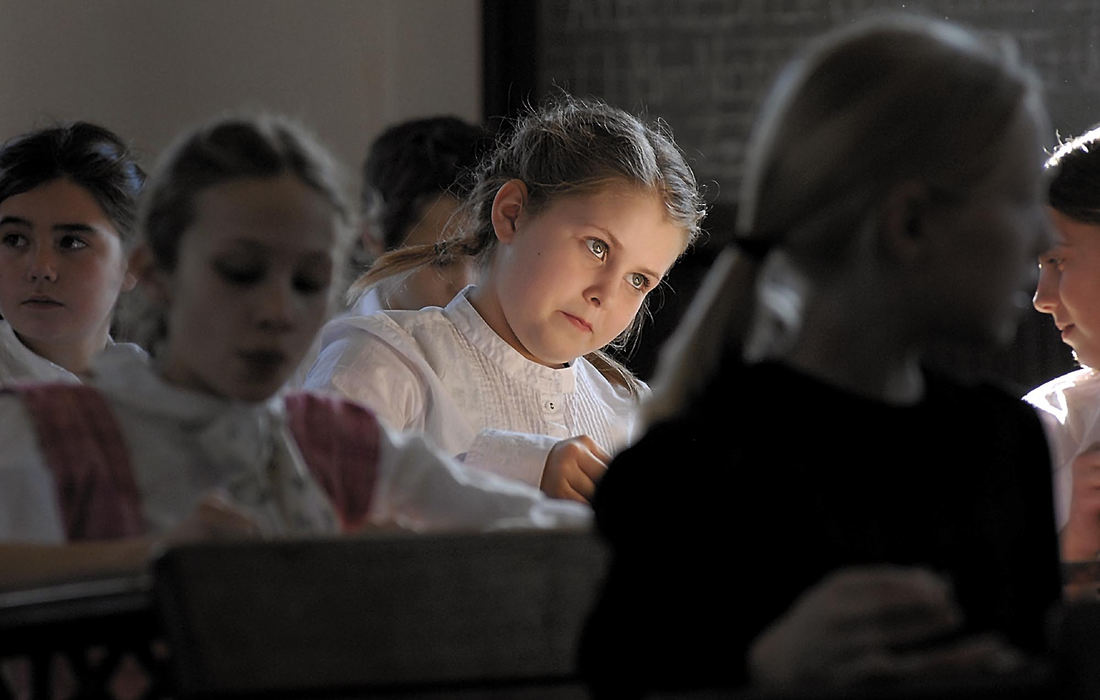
[284,392,380,531]
[12,385,381,538]
[8,384,143,540]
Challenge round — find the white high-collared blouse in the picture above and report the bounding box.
[302,286,645,487]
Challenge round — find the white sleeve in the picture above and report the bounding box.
[1032,406,1070,531]
[462,429,557,487]
[367,424,592,533]
[0,395,65,543]
[302,324,427,434]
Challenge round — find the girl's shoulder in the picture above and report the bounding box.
[573,354,649,405]
[0,384,46,455]
[327,305,454,343]
[1022,367,1097,413]
[0,321,82,385]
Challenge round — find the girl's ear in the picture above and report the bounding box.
[120,269,138,293]
[359,221,384,261]
[119,249,139,293]
[879,180,930,262]
[490,179,527,243]
[128,244,169,304]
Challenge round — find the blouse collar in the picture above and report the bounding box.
[445,286,577,393]
[88,345,338,536]
[89,344,286,468]
[0,320,81,384]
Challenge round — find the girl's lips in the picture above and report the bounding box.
[239,349,287,366]
[561,311,592,333]
[22,297,63,307]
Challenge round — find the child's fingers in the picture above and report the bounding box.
[799,567,962,653]
[566,467,600,503]
[567,434,611,479]
[828,633,1022,687]
[194,492,263,538]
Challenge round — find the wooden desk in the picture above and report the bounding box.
[6,535,1100,700]
[0,574,167,699]
[152,529,608,699]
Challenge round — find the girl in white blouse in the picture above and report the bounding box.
[0,112,589,589]
[0,122,147,384]
[1027,125,1100,563]
[303,94,706,503]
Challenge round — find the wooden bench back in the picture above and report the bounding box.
[152,528,607,698]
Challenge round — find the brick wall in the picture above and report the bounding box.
[538,0,1100,201]
[532,0,1085,389]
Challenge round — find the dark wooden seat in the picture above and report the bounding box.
[151,528,608,699]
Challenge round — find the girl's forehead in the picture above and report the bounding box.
[543,182,672,222]
[1049,208,1100,244]
[187,176,341,252]
[556,184,687,267]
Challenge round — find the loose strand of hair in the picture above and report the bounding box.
[345,234,484,306]
[585,350,644,400]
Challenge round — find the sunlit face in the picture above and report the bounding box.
[1033,209,1100,368]
[385,193,476,309]
[921,101,1053,347]
[0,178,133,366]
[155,175,340,402]
[477,182,687,368]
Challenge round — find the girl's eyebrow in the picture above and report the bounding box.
[53,223,100,234]
[0,216,103,235]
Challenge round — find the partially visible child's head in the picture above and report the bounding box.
[352,115,490,310]
[0,121,144,370]
[737,12,1051,352]
[0,122,145,246]
[134,113,354,401]
[1034,125,1100,369]
[362,115,489,253]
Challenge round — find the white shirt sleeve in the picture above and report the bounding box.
[367,424,592,533]
[462,429,558,487]
[0,395,65,543]
[303,325,427,434]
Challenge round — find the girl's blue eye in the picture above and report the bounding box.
[586,238,608,259]
[627,272,650,291]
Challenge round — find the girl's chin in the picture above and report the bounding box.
[1071,349,1100,371]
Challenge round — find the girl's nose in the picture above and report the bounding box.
[1032,263,1059,314]
[256,281,295,331]
[584,272,618,308]
[27,245,58,282]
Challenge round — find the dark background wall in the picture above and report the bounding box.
[485,0,1087,392]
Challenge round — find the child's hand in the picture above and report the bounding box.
[1063,445,1100,560]
[748,565,1023,689]
[540,435,610,504]
[162,490,263,546]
